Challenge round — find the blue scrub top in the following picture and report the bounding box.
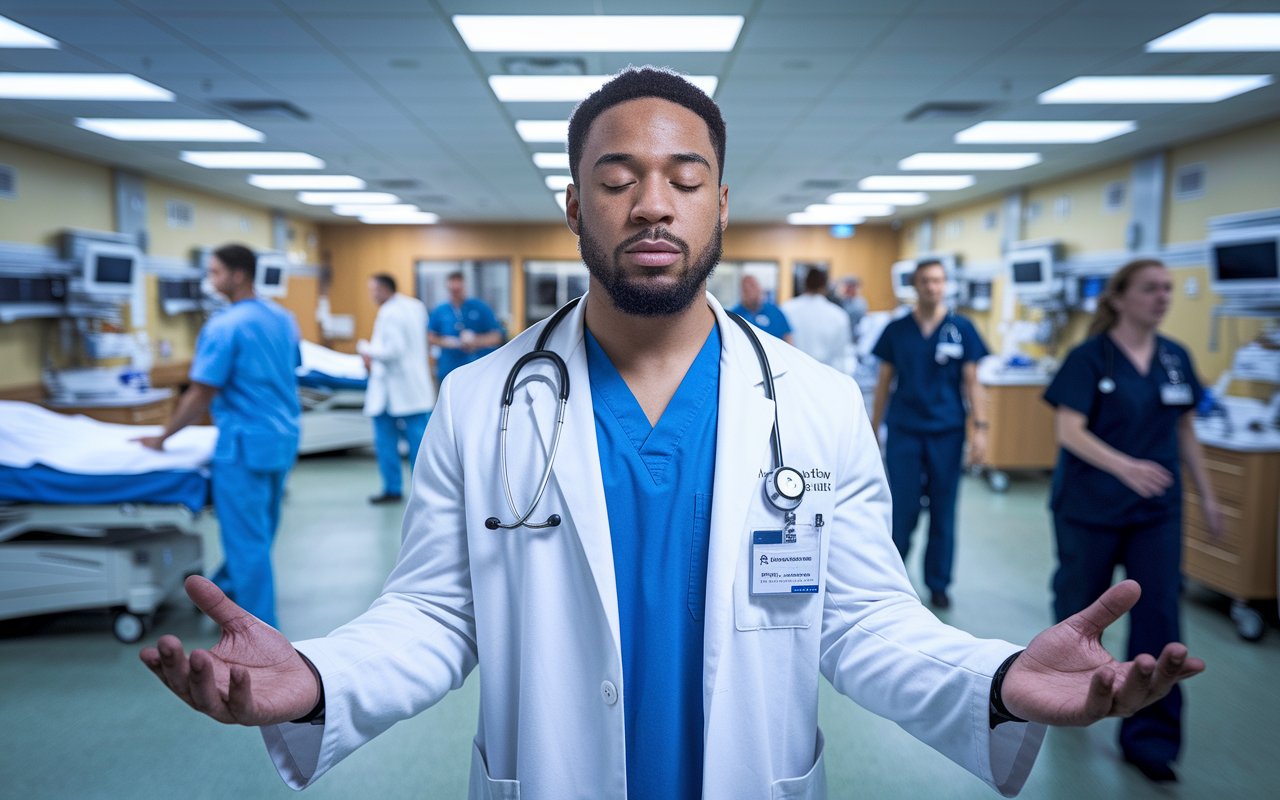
[1044,334,1203,526]
[872,312,987,433]
[190,297,301,472]
[586,324,720,800]
[728,301,791,341]
[428,298,502,381]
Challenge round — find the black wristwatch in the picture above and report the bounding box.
[989,650,1028,729]
[290,651,327,726]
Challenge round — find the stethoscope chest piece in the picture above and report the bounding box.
[1098,376,1116,394]
[766,466,806,511]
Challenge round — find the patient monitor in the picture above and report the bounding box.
[255,250,290,298]
[81,241,141,298]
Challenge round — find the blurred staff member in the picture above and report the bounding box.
[870,260,987,609]
[836,276,868,342]
[1043,259,1222,784]
[357,273,434,505]
[136,244,300,629]
[728,274,792,342]
[781,268,850,369]
[427,271,503,384]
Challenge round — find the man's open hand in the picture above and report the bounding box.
[140,576,320,726]
[1000,580,1204,727]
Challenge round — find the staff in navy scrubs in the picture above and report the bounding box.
[871,259,989,609]
[1043,259,1222,784]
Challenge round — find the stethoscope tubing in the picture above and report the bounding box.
[1098,334,1183,394]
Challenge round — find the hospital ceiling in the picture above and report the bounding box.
[1,0,1279,226]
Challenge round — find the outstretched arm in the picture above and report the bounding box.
[134,382,218,451]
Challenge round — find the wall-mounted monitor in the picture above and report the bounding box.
[1210,225,1280,298]
[1004,246,1056,297]
[82,241,142,297]
[255,250,290,297]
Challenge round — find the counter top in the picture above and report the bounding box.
[1194,396,1280,453]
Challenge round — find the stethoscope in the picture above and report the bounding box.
[485,297,806,530]
[934,316,963,365]
[1097,335,1184,394]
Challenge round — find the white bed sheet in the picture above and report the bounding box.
[297,340,367,380]
[0,400,217,475]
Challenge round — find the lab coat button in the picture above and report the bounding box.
[600,680,618,706]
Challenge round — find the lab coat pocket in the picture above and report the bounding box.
[735,520,823,631]
[469,740,520,800]
[770,728,828,800]
[688,493,712,621]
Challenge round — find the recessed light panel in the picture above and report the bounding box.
[516,120,570,143]
[533,152,570,169]
[1147,13,1280,52]
[358,209,439,224]
[454,15,744,52]
[858,175,975,191]
[788,212,865,226]
[182,151,324,169]
[330,203,418,216]
[545,175,573,191]
[76,118,264,142]
[804,203,894,219]
[954,120,1136,144]
[0,73,173,101]
[1038,75,1272,104]
[827,192,928,206]
[898,153,1041,170]
[248,174,365,190]
[297,192,399,206]
[490,74,718,102]
[0,16,57,48]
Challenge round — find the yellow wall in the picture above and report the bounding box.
[0,138,113,245]
[1023,162,1132,256]
[144,178,272,258]
[1166,117,1280,243]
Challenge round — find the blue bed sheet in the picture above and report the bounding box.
[0,464,210,513]
[297,371,368,391]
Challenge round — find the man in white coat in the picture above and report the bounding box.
[782,268,852,371]
[357,273,434,504]
[142,68,1204,800]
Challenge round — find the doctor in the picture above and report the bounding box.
[141,69,1203,800]
[358,273,434,504]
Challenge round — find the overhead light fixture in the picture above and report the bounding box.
[516,120,570,143]
[330,203,419,216]
[898,153,1041,170]
[533,152,570,169]
[545,175,573,191]
[555,192,568,212]
[1039,75,1272,104]
[0,15,57,48]
[360,214,440,225]
[248,174,365,190]
[1147,13,1280,52]
[827,191,928,206]
[954,120,1136,144]
[454,15,744,52]
[297,192,399,206]
[75,118,264,142]
[0,73,173,101]
[182,151,324,169]
[789,212,865,226]
[490,74,718,102]
[804,203,894,219]
[858,175,975,191]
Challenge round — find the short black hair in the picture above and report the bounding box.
[567,66,727,186]
[804,268,829,294]
[912,259,945,285]
[214,243,256,280]
[446,271,464,283]
[372,273,396,293]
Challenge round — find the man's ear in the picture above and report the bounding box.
[565,183,581,235]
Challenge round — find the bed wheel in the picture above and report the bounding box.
[113,611,146,643]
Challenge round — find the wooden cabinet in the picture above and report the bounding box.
[1183,445,1279,600]
[43,394,176,426]
[979,383,1059,471]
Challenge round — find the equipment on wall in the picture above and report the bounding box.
[254,249,290,298]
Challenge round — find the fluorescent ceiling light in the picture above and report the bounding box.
[555,192,568,212]
[899,153,1041,171]
[490,74,718,102]
[545,175,573,191]
[76,118,263,142]
[1147,13,1280,52]
[0,16,58,48]
[182,151,324,169]
[297,192,399,206]
[954,120,1136,144]
[516,120,570,143]
[454,15,744,52]
[331,203,418,216]
[788,212,865,226]
[804,203,894,219]
[533,152,570,169]
[858,175,975,191]
[1039,75,1272,104]
[358,210,439,224]
[0,73,173,101]
[249,174,365,190]
[827,191,928,206]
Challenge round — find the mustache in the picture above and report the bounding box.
[612,227,691,264]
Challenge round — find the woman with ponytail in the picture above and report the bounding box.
[1042,259,1222,783]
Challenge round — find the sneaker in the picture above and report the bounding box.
[930,590,951,609]
[1125,755,1178,783]
[368,493,404,505]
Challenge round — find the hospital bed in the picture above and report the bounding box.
[0,401,213,642]
[296,340,375,455]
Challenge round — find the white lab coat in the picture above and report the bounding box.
[782,293,852,371]
[358,293,434,417]
[262,292,1045,799]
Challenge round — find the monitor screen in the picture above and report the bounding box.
[1012,260,1043,284]
[1215,241,1278,281]
[95,255,134,284]
[899,272,913,287]
[262,266,284,286]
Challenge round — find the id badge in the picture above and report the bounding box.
[1160,383,1193,406]
[750,521,821,596]
[935,342,963,361]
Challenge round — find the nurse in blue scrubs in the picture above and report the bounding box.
[427,271,504,384]
[871,260,989,609]
[1044,259,1222,784]
[728,274,792,342]
[138,244,301,629]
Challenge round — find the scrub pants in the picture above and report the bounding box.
[1052,512,1183,765]
[885,426,965,594]
[210,462,288,629]
[373,411,429,496]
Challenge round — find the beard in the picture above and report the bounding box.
[578,219,723,317]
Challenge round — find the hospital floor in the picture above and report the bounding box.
[2,455,1278,799]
